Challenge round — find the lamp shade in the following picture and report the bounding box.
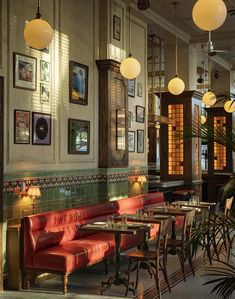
[202,91,216,106]
[120,56,141,79]
[192,0,227,31]
[27,186,41,197]
[200,115,207,124]
[224,100,235,113]
[24,18,53,49]
[168,76,185,95]
[137,175,147,183]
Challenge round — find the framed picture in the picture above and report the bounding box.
[116,109,126,150]
[14,109,30,144]
[128,131,135,152]
[40,83,50,103]
[136,105,145,123]
[68,118,90,154]
[32,112,51,145]
[137,82,143,97]
[137,129,144,153]
[40,60,50,82]
[113,15,121,41]
[13,52,37,91]
[69,61,89,105]
[128,111,131,128]
[128,79,135,97]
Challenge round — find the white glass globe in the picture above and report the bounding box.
[202,91,216,106]
[24,18,53,49]
[192,0,227,31]
[120,56,141,79]
[200,115,207,124]
[224,100,235,113]
[168,76,185,95]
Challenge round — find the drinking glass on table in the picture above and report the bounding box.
[107,216,114,228]
[121,213,127,228]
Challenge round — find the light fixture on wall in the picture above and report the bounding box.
[27,186,41,214]
[24,0,53,50]
[120,0,141,79]
[192,0,227,31]
[168,2,185,95]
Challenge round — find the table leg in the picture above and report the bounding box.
[168,216,176,255]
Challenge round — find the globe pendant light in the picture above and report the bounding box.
[120,0,141,79]
[24,0,53,50]
[224,100,235,113]
[192,0,227,31]
[200,114,207,124]
[168,2,185,95]
[202,91,216,106]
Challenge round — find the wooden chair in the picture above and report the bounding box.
[125,218,171,298]
[165,209,196,281]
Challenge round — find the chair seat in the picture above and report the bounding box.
[166,238,183,247]
[127,249,163,260]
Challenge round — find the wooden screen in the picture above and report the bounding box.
[194,105,199,175]
[214,116,226,170]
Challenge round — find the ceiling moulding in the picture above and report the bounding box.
[210,55,230,71]
[131,3,190,43]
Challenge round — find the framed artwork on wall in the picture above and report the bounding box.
[40,60,50,82]
[137,129,144,153]
[32,112,51,145]
[68,118,90,154]
[128,79,135,97]
[13,52,37,91]
[137,82,143,97]
[136,105,145,123]
[40,83,50,103]
[128,111,131,128]
[113,15,121,41]
[128,131,135,152]
[69,61,89,105]
[116,109,126,150]
[14,109,30,144]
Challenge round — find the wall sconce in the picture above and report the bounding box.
[14,182,28,197]
[137,176,147,193]
[27,186,41,214]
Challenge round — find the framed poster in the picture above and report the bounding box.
[137,82,143,97]
[137,129,144,153]
[40,60,50,82]
[128,131,135,152]
[40,83,50,103]
[69,61,89,105]
[32,112,51,145]
[13,52,37,91]
[136,105,145,123]
[113,15,121,41]
[68,118,90,154]
[116,109,126,150]
[128,79,135,98]
[14,109,30,144]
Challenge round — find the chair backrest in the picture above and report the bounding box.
[182,209,196,242]
[224,196,234,217]
[156,217,171,255]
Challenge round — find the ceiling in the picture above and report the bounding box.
[133,0,235,68]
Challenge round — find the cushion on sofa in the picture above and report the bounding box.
[114,196,144,214]
[142,192,164,207]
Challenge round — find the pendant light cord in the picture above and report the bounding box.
[128,0,131,57]
[174,1,178,76]
[36,0,41,19]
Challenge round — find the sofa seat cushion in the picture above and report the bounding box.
[143,192,164,207]
[120,231,144,250]
[149,223,160,239]
[32,234,114,272]
[114,196,144,215]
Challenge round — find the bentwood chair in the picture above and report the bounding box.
[125,218,171,298]
[165,209,196,281]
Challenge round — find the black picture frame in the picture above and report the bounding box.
[32,112,51,145]
[128,79,135,97]
[128,111,131,128]
[137,82,143,97]
[14,109,30,144]
[69,61,89,106]
[137,129,144,153]
[68,118,90,154]
[128,131,135,152]
[113,15,121,41]
[136,105,145,123]
[13,52,37,91]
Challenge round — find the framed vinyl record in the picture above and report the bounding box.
[32,112,51,145]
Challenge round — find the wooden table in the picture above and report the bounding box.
[80,222,149,294]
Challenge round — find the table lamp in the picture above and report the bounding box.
[27,186,41,214]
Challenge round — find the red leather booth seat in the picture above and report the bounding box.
[22,192,164,293]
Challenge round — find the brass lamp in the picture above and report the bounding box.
[27,186,41,214]
[137,176,147,193]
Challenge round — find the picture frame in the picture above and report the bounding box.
[40,83,50,103]
[116,109,126,150]
[32,112,51,145]
[128,79,135,98]
[128,131,135,152]
[137,129,144,153]
[113,15,121,41]
[13,52,37,91]
[136,105,145,123]
[137,82,143,97]
[69,61,89,106]
[14,109,30,144]
[68,118,90,154]
[128,111,131,128]
[40,60,50,82]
